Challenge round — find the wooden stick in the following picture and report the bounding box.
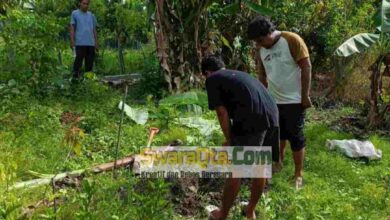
[10,156,134,191]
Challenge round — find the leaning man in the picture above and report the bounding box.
[202,56,279,220]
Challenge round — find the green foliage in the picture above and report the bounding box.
[0,194,21,220]
[269,0,378,70]
[1,81,390,219]
[74,179,98,220]
[96,0,149,45]
[95,43,157,75]
[0,8,68,95]
[206,1,256,72]
[1,1,390,219]
[156,127,188,145]
[130,51,166,99]
[333,0,390,127]
[335,0,390,57]
[159,91,208,109]
[254,123,390,219]
[382,0,390,32]
[56,174,174,220]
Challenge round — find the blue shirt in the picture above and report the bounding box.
[70,9,97,46]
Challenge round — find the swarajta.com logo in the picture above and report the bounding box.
[133,146,272,178]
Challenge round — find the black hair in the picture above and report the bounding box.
[247,16,276,40]
[201,55,225,76]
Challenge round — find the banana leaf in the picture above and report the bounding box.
[335,33,380,57]
[159,91,208,107]
[223,2,240,14]
[176,117,219,137]
[242,0,273,16]
[119,101,149,125]
[382,0,390,32]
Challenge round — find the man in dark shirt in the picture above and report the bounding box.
[203,56,279,220]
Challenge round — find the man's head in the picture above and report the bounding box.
[80,0,90,12]
[247,16,276,49]
[201,55,225,78]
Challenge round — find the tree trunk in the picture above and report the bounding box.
[118,38,125,75]
[154,0,210,94]
[368,56,383,128]
[57,49,62,66]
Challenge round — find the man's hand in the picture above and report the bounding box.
[298,57,312,110]
[301,96,312,109]
[215,106,231,147]
[95,45,99,53]
[69,25,75,49]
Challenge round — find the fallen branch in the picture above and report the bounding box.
[10,156,134,191]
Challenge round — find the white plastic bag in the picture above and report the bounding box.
[326,139,382,160]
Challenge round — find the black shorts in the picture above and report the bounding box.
[277,104,306,151]
[231,127,280,162]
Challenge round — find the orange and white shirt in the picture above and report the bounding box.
[257,31,309,104]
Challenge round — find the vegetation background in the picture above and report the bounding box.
[0,0,389,219]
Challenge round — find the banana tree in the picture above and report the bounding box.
[205,0,272,72]
[335,0,390,127]
[150,0,271,93]
[150,0,212,94]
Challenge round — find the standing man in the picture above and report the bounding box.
[202,56,279,220]
[70,0,98,79]
[247,16,312,189]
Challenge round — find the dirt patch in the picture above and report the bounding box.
[133,177,225,217]
[167,177,225,216]
[168,178,262,217]
[167,177,202,216]
[60,111,82,126]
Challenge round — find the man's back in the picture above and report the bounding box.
[206,69,278,135]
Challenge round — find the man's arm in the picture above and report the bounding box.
[69,25,75,49]
[257,67,268,88]
[298,57,312,109]
[255,51,268,87]
[94,28,99,51]
[93,15,98,51]
[215,106,231,146]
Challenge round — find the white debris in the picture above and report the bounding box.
[326,139,382,160]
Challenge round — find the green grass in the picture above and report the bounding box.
[0,81,389,219]
[254,122,390,220]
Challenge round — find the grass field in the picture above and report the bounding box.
[0,80,389,219]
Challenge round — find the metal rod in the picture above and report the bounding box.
[113,85,128,179]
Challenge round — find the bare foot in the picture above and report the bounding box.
[242,205,256,220]
[289,176,304,190]
[245,209,256,220]
[209,208,227,220]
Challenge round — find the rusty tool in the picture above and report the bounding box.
[145,127,160,151]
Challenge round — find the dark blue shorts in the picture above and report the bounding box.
[277,104,306,152]
[231,127,280,162]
